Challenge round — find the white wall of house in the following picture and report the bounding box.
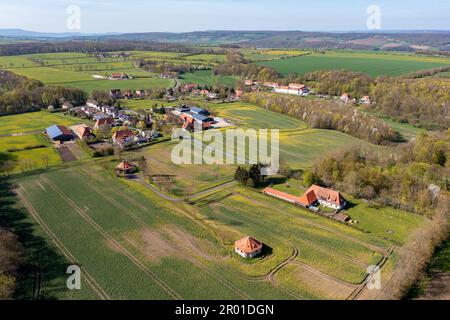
[235,247,262,259]
[318,199,345,210]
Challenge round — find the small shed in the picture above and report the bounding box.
[115,160,137,175]
[235,236,263,259]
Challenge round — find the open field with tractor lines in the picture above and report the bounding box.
[12,162,423,300]
[259,51,450,77]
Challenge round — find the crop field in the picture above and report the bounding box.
[209,103,307,130]
[120,99,180,111]
[136,141,236,197]
[12,162,423,300]
[14,167,295,299]
[180,70,238,87]
[0,52,175,94]
[277,129,371,168]
[243,49,311,62]
[259,51,450,77]
[0,111,83,135]
[0,134,62,172]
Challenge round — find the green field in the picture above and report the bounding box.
[277,129,370,168]
[259,51,450,77]
[0,52,175,94]
[0,111,83,135]
[0,134,62,172]
[210,103,307,130]
[12,163,424,299]
[56,77,174,93]
[180,70,237,87]
[14,167,295,299]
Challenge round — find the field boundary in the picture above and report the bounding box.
[16,186,111,300]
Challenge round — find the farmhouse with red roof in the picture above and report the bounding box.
[263,185,347,211]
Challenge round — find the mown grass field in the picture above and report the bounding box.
[0,111,83,135]
[259,51,450,77]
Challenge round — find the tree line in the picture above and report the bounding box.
[242,92,397,144]
[213,50,279,83]
[370,78,450,130]
[0,40,230,57]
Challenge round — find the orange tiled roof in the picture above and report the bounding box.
[263,187,300,203]
[235,237,262,254]
[74,125,91,138]
[116,160,135,171]
[305,185,345,206]
[298,190,317,206]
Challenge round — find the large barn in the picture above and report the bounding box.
[45,125,74,142]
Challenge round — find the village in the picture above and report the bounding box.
[39,72,369,263]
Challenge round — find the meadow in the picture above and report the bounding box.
[259,51,450,77]
[180,70,237,87]
[0,111,83,135]
[0,134,62,172]
[209,103,307,130]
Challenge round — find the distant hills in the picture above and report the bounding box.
[0,29,449,51]
[0,29,120,39]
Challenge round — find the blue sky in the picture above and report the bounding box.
[0,0,449,33]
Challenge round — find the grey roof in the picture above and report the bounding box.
[46,125,73,139]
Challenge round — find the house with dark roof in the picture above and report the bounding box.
[180,112,214,130]
[110,89,123,99]
[94,117,114,129]
[189,106,210,116]
[46,125,74,142]
[112,129,135,146]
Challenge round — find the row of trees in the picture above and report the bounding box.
[302,70,373,98]
[310,132,450,216]
[242,92,397,144]
[0,40,214,56]
[370,78,450,129]
[213,50,279,82]
[0,228,22,299]
[136,60,202,75]
[234,164,266,187]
